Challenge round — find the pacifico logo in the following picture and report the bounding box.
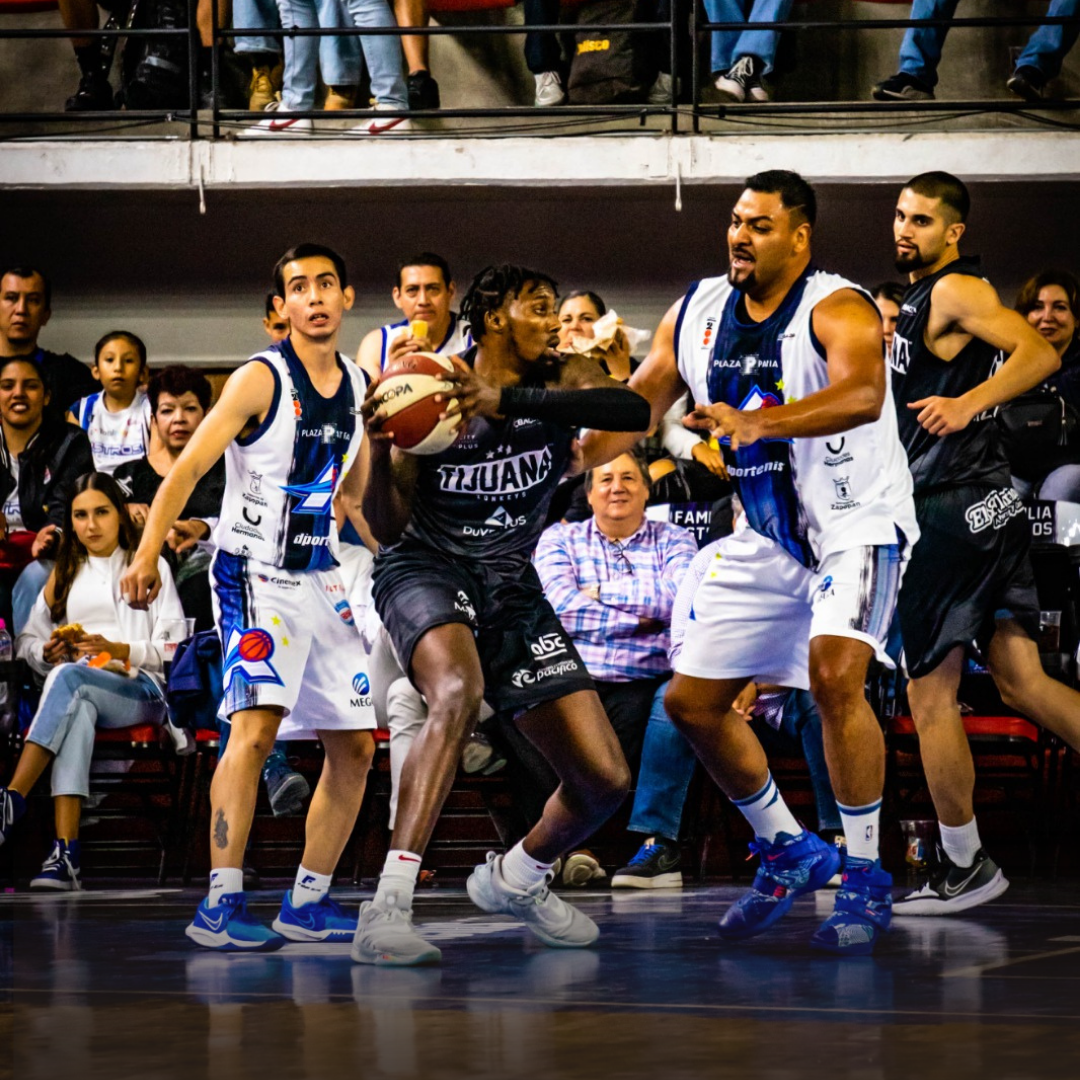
[578,39,610,54]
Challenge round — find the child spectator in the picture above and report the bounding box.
[68,331,151,476]
[0,473,184,890]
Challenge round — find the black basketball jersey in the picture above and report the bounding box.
[891,256,1011,495]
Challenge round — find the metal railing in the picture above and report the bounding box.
[0,4,1077,139]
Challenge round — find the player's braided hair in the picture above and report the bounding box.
[460,264,559,342]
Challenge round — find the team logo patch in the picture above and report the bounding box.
[335,599,355,625]
[282,460,336,515]
[222,628,284,691]
[352,673,370,695]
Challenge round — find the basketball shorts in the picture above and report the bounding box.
[898,484,1040,679]
[211,550,376,738]
[675,525,906,690]
[372,542,595,715]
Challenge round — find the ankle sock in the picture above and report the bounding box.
[374,849,422,910]
[837,798,882,861]
[731,772,801,843]
[500,841,555,892]
[939,818,981,869]
[292,865,331,907]
[208,867,244,907]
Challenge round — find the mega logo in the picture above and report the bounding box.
[350,671,372,709]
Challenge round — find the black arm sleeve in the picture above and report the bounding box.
[498,385,650,432]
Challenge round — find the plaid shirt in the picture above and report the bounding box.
[533,517,698,682]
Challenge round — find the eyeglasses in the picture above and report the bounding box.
[607,540,634,576]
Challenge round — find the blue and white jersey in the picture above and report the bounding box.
[675,267,917,568]
[71,389,151,475]
[377,312,473,370]
[213,339,367,573]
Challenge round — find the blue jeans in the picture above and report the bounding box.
[26,665,165,798]
[776,689,841,832]
[703,0,794,76]
[343,0,408,107]
[897,0,958,88]
[13,559,51,636]
[276,0,363,107]
[1016,1,1080,81]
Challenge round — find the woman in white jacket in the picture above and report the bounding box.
[0,472,184,890]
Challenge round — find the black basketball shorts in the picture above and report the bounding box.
[372,542,595,714]
[898,484,1040,679]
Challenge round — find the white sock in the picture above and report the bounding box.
[208,867,244,907]
[939,818,981,869]
[500,841,555,892]
[837,799,882,861]
[374,849,422,910]
[731,773,801,843]
[292,865,331,907]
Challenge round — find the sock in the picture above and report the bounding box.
[208,867,244,907]
[731,773,801,843]
[939,818,981,869]
[837,799,882,861]
[500,841,555,892]
[292,865,331,907]
[373,849,422,910]
[74,44,101,78]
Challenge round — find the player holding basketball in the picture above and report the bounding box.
[888,172,1080,915]
[580,171,917,955]
[121,244,376,951]
[353,264,650,966]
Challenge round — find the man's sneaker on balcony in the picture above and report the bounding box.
[65,72,115,112]
[872,72,934,101]
[407,70,440,111]
[893,847,1009,916]
[241,101,314,137]
[350,104,414,135]
[715,55,768,103]
[717,829,839,940]
[248,65,279,111]
[263,750,310,817]
[1006,66,1046,102]
[647,71,676,106]
[611,837,683,889]
[30,840,82,891]
[810,856,893,956]
[324,85,357,111]
[534,71,566,107]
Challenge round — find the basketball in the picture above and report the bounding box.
[238,628,274,662]
[375,351,463,455]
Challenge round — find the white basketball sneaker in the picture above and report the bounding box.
[241,101,313,137]
[349,103,414,135]
[350,891,441,966]
[467,851,599,948]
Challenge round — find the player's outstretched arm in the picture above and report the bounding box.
[909,274,1060,436]
[577,297,689,471]
[120,362,275,608]
[337,435,380,553]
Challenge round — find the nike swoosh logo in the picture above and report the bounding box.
[397,855,421,863]
[290,912,319,929]
[943,866,984,896]
[201,912,226,931]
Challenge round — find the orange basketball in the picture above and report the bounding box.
[375,352,463,455]
[238,629,274,662]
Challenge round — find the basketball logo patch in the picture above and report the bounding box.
[222,627,284,691]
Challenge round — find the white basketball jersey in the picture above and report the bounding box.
[675,268,917,566]
[378,312,473,370]
[213,341,367,572]
[72,389,151,475]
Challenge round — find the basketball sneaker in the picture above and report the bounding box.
[810,856,893,956]
[348,104,413,135]
[715,55,769,103]
[717,829,840,940]
[611,838,683,889]
[186,893,285,951]
[351,892,442,966]
[467,851,599,948]
[872,72,934,101]
[273,891,358,942]
[893,847,1009,916]
[30,839,82,891]
[0,786,26,846]
[561,850,606,887]
[241,101,313,137]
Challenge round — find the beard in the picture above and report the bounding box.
[894,245,933,273]
[728,267,757,293]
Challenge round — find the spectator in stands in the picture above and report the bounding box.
[263,291,290,342]
[1008,269,1080,501]
[873,1,1079,101]
[872,282,906,356]
[68,331,151,477]
[707,0,794,103]
[528,448,697,883]
[0,473,184,890]
[393,0,439,110]
[0,267,96,414]
[246,0,408,135]
[0,356,94,629]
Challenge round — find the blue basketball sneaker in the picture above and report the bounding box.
[186,893,285,951]
[273,891,358,942]
[810,856,893,956]
[718,829,841,941]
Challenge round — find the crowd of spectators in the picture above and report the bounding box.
[0,248,1077,888]
[36,1,1079,120]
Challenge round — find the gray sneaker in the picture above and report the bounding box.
[467,851,599,948]
[893,847,1009,916]
[351,892,442,966]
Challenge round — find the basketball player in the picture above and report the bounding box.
[888,172,1080,914]
[356,252,472,383]
[579,171,917,955]
[353,264,651,966]
[121,243,377,950]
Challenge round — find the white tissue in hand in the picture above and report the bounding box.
[564,309,651,357]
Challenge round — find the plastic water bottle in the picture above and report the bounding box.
[0,618,12,712]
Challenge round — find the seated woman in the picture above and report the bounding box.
[0,473,184,890]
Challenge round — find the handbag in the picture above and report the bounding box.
[997,389,1079,480]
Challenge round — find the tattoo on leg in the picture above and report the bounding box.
[213,809,229,850]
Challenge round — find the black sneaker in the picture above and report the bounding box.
[893,846,1009,916]
[407,70,440,111]
[611,838,683,889]
[263,755,310,818]
[871,72,934,102]
[1006,66,1046,102]
[65,72,116,112]
[714,55,768,103]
